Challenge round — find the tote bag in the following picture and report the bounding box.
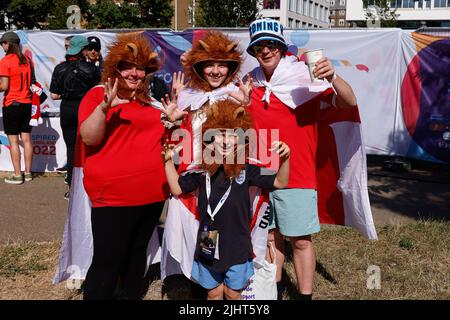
[241,242,277,300]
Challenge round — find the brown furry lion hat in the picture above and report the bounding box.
[102,32,159,104]
[201,99,254,179]
[182,31,242,92]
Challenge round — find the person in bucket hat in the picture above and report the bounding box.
[245,18,361,300]
[247,18,288,57]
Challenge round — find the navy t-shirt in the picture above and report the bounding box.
[178,164,276,272]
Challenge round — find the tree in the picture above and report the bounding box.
[6,0,49,29]
[88,0,142,29]
[197,0,260,27]
[138,0,174,28]
[47,0,90,30]
[362,0,398,28]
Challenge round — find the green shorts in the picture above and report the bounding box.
[268,188,320,237]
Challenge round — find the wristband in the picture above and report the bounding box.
[331,73,337,84]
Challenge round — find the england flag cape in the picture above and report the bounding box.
[250,55,377,240]
[53,96,163,284]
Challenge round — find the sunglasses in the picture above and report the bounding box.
[252,40,282,54]
[117,61,148,77]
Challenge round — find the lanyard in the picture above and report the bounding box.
[205,173,232,222]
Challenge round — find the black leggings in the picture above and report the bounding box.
[60,99,81,187]
[83,201,164,300]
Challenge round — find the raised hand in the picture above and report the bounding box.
[313,57,335,82]
[229,74,253,106]
[162,141,183,162]
[271,141,290,160]
[171,71,186,100]
[161,93,188,122]
[100,77,130,113]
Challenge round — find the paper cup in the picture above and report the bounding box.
[305,48,324,82]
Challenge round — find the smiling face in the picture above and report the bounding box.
[212,130,239,157]
[202,61,229,89]
[116,61,146,91]
[86,48,100,62]
[253,40,283,79]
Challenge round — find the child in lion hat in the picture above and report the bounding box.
[162,99,290,300]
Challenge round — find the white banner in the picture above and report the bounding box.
[1,29,448,172]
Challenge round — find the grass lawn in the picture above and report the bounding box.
[0,221,448,300]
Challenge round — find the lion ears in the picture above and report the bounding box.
[125,42,158,60]
[198,40,238,53]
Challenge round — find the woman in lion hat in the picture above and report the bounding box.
[162,99,290,300]
[159,31,254,295]
[161,31,252,171]
[76,32,169,299]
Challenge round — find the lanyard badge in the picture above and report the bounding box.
[198,173,232,261]
[199,224,220,261]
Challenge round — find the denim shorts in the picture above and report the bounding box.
[191,259,254,290]
[268,188,320,237]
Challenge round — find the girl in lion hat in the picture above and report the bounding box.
[163,99,290,300]
[159,31,254,295]
[76,32,169,299]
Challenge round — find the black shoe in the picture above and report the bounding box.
[64,173,68,185]
[56,165,68,174]
[64,191,70,200]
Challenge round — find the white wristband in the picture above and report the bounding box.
[331,73,337,84]
[330,73,338,95]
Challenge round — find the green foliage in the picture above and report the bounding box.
[138,0,174,28]
[362,0,398,28]
[6,0,50,29]
[0,244,47,277]
[398,237,415,250]
[3,0,173,30]
[47,0,90,30]
[88,0,142,29]
[197,0,260,27]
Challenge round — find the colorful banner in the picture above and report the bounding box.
[0,29,449,172]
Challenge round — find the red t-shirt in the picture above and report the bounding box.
[0,54,32,106]
[78,86,169,207]
[247,87,334,189]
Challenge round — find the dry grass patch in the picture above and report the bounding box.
[0,221,448,300]
[305,221,450,300]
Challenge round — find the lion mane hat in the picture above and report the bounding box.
[182,31,242,92]
[102,32,159,104]
[201,99,254,179]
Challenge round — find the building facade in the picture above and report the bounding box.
[259,0,331,29]
[329,0,350,28]
[346,0,450,28]
[172,0,198,30]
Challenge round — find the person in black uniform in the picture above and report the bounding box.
[50,35,101,199]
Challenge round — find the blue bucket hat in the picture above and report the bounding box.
[247,18,288,57]
[66,35,89,56]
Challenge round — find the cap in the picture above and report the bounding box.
[66,36,89,56]
[0,31,20,44]
[247,18,288,57]
[87,36,101,52]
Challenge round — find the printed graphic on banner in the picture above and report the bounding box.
[402,33,450,163]
[145,30,211,91]
[32,133,58,157]
[144,31,194,90]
